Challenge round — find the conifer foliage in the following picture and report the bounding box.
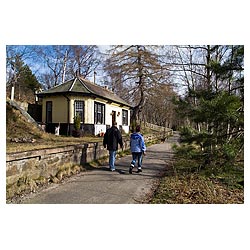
[6,54,41,102]
[174,46,244,178]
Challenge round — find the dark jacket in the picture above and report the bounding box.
[103,126,123,151]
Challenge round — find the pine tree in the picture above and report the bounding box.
[7,54,41,101]
[174,46,244,172]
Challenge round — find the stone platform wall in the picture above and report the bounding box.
[6,133,166,199]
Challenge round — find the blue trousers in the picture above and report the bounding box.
[131,152,143,169]
[109,150,116,170]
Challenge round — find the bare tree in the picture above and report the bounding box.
[31,45,101,89]
[67,45,101,78]
[143,83,177,128]
[166,45,237,95]
[104,45,171,126]
[34,45,69,87]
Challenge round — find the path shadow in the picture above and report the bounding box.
[85,165,127,175]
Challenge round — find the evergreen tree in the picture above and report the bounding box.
[7,54,41,101]
[174,45,244,173]
[18,64,41,92]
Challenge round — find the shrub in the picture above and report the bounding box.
[73,115,81,130]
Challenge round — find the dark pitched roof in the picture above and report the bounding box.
[37,77,131,107]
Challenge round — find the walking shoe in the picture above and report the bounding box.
[129,164,134,174]
[110,168,116,171]
[137,168,142,173]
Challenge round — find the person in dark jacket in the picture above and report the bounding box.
[129,125,146,174]
[103,122,123,171]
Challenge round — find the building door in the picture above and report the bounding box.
[112,110,116,125]
[46,101,52,123]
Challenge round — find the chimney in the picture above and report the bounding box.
[75,69,80,77]
[94,71,97,84]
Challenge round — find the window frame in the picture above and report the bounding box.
[74,100,84,123]
[122,109,128,126]
[94,102,105,124]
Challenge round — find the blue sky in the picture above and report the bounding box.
[6,45,110,86]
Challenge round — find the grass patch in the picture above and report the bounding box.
[151,172,244,204]
[6,135,103,153]
[150,141,244,204]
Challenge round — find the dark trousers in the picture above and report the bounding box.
[131,152,143,169]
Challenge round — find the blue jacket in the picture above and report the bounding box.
[130,132,146,153]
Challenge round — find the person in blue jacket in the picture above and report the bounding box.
[129,125,146,174]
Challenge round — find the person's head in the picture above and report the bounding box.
[135,125,140,132]
[112,121,117,127]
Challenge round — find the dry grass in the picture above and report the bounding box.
[6,136,103,153]
[151,173,244,204]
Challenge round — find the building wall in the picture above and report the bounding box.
[42,96,68,123]
[85,98,94,124]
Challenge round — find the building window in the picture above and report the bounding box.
[74,100,84,122]
[122,109,128,126]
[94,102,105,124]
[46,101,52,123]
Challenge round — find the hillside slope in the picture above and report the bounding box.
[6,100,44,140]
